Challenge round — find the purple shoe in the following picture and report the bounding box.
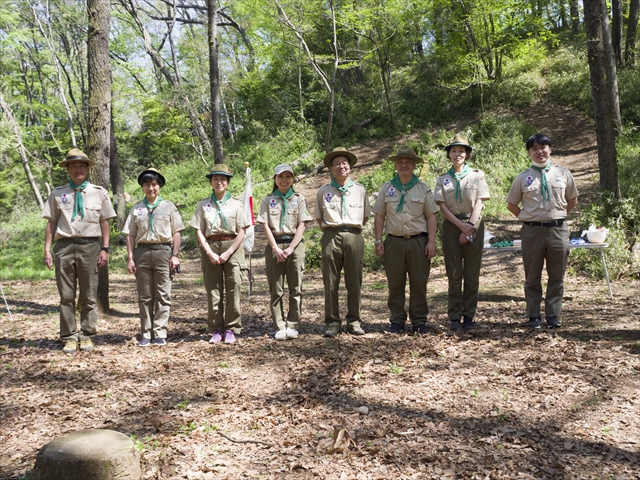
[224,330,236,344]
[209,331,222,344]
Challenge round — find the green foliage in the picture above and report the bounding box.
[0,208,52,280]
[544,45,592,116]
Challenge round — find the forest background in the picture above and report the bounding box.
[0,0,640,281]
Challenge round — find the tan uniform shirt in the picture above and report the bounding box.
[314,181,371,228]
[434,169,490,215]
[373,181,439,236]
[506,164,578,222]
[123,200,185,244]
[190,196,249,236]
[256,192,313,235]
[42,183,116,239]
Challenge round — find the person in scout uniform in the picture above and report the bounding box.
[123,168,185,347]
[434,135,490,331]
[190,164,250,344]
[506,134,578,329]
[257,164,312,340]
[315,147,371,337]
[373,145,439,335]
[42,148,116,354]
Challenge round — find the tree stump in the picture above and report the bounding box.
[31,429,141,480]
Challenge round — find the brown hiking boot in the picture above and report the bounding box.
[62,339,77,354]
[79,338,94,352]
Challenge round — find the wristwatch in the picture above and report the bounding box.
[374,240,383,245]
[101,246,110,253]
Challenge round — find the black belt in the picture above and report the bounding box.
[137,243,171,250]
[523,220,565,227]
[274,235,295,244]
[326,227,361,234]
[454,213,472,220]
[57,237,99,244]
[207,235,237,241]
[388,232,428,239]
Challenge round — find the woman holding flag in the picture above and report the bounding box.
[257,164,312,340]
[190,164,250,345]
[124,168,185,346]
[434,135,490,331]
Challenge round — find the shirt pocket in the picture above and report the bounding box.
[550,179,567,204]
[153,212,172,237]
[84,206,101,223]
[407,196,426,217]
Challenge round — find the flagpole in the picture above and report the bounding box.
[243,161,254,299]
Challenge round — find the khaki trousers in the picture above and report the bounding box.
[521,223,569,318]
[442,219,485,320]
[202,239,244,334]
[265,242,305,331]
[53,239,100,341]
[134,245,172,339]
[321,230,364,328]
[383,235,430,327]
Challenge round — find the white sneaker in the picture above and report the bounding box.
[285,328,299,339]
[274,330,287,340]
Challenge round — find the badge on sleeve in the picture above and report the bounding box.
[526,176,534,186]
[269,198,277,208]
[324,192,333,203]
[62,194,68,204]
[205,203,212,212]
[388,187,396,197]
[137,208,143,217]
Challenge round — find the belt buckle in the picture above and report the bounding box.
[403,234,411,239]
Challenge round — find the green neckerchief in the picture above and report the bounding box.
[330,177,354,217]
[69,180,89,221]
[447,164,472,202]
[210,191,232,234]
[273,187,295,231]
[531,162,552,201]
[390,174,420,213]
[143,196,163,233]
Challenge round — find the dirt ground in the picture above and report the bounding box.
[1,105,639,479]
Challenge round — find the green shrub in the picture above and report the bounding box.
[0,208,52,280]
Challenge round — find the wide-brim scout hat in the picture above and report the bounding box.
[138,167,166,187]
[445,134,473,153]
[59,148,96,168]
[274,164,294,176]
[206,164,234,180]
[323,147,358,169]
[389,145,423,164]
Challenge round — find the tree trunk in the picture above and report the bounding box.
[626,0,640,63]
[611,0,623,66]
[110,108,126,230]
[583,0,621,197]
[0,91,45,211]
[601,1,623,133]
[208,0,225,164]
[87,0,112,311]
[570,0,581,35]
[324,0,338,153]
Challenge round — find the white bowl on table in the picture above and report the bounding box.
[586,230,607,243]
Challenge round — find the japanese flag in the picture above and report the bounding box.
[242,164,255,252]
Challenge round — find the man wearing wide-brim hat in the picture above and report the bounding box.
[373,145,439,335]
[42,148,116,354]
[315,147,371,337]
[123,167,185,347]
